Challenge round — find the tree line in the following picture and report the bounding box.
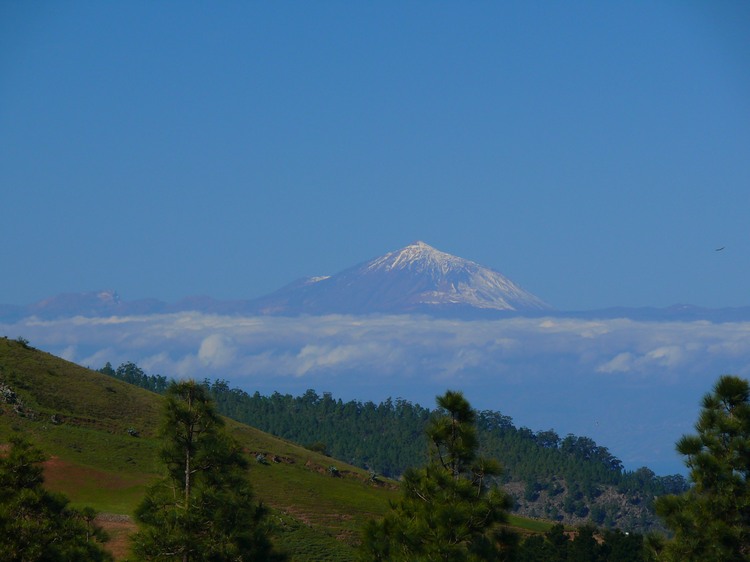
[3,371,750,560]
[98,361,687,532]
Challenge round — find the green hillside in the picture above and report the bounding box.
[102,363,686,534]
[0,337,404,560]
[0,337,562,560]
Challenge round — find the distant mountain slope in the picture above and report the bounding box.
[194,380,687,534]
[248,241,551,315]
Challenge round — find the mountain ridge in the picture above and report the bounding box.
[3,242,750,321]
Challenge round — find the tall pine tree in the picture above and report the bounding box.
[131,380,285,561]
[655,375,750,560]
[361,390,516,561]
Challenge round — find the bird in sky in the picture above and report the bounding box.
[715,247,725,251]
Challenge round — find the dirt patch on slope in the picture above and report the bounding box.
[42,455,148,493]
[96,514,136,561]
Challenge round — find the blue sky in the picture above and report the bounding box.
[1,2,749,310]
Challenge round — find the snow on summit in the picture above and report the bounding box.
[357,241,550,312]
[367,241,471,275]
[250,241,552,315]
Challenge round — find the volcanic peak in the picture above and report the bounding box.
[366,241,473,276]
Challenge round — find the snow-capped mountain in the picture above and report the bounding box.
[247,241,551,315]
[0,242,549,319]
[8,242,750,321]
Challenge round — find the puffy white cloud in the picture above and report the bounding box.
[198,334,236,368]
[60,345,77,361]
[644,346,685,368]
[4,312,750,474]
[597,352,635,373]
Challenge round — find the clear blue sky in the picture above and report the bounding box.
[2,2,748,310]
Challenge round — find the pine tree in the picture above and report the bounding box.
[655,375,750,560]
[131,380,285,561]
[360,390,516,561]
[0,437,112,561]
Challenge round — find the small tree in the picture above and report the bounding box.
[655,375,750,560]
[0,437,112,561]
[131,380,285,561]
[361,390,516,561]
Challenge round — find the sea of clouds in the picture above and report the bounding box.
[4,312,750,475]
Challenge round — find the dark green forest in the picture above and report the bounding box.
[99,361,687,533]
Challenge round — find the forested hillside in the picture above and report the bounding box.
[0,339,408,561]
[100,362,688,533]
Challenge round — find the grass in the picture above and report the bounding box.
[0,337,396,559]
[507,514,556,534]
[0,336,554,560]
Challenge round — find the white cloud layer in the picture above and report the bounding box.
[9,313,748,379]
[3,312,749,474]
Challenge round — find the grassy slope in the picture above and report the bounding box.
[0,337,553,559]
[0,337,398,559]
